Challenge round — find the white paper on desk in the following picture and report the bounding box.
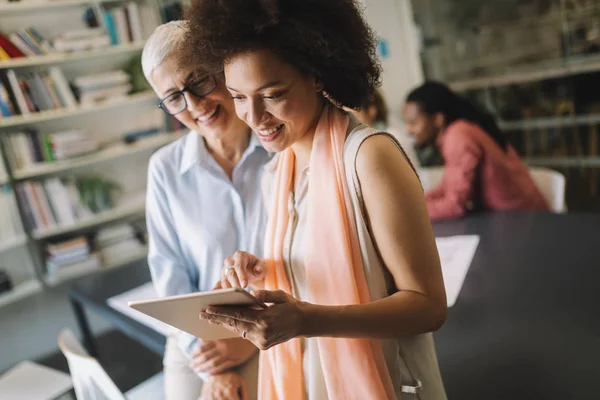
[0,361,72,400]
[107,282,171,336]
[435,235,480,307]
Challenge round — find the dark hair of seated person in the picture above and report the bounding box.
[406,81,508,151]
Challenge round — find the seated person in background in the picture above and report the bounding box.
[352,89,420,168]
[403,81,549,220]
[142,21,270,400]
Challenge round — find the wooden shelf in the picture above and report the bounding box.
[500,114,600,131]
[0,235,27,253]
[45,247,147,287]
[13,131,184,180]
[450,55,600,91]
[0,0,126,13]
[0,91,155,129]
[0,279,43,308]
[0,41,145,69]
[32,193,145,240]
[525,157,600,168]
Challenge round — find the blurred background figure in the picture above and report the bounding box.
[353,90,421,169]
[403,81,549,220]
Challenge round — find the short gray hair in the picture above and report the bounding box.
[142,20,190,90]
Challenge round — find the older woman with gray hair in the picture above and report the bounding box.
[142,21,268,400]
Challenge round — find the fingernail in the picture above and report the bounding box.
[208,320,216,325]
[199,312,207,319]
[241,280,247,287]
[254,265,263,273]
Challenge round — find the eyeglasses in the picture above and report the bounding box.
[158,75,218,116]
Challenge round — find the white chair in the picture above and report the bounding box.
[528,167,567,213]
[419,167,445,192]
[58,329,163,400]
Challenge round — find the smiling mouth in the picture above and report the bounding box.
[196,105,220,123]
[256,124,284,141]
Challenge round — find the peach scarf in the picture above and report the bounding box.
[259,104,396,400]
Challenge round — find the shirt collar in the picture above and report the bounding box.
[179,130,265,175]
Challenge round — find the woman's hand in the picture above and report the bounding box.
[199,371,248,400]
[191,338,258,376]
[200,290,306,350]
[221,251,266,289]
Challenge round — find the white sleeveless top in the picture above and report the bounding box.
[263,119,447,399]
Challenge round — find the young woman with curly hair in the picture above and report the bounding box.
[186,1,447,398]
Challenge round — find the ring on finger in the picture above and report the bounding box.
[225,265,235,275]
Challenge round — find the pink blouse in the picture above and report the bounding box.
[426,120,549,220]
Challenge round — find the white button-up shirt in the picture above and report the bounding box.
[146,130,270,357]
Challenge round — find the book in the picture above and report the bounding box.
[19,79,38,112]
[52,36,111,53]
[23,75,47,111]
[0,33,26,58]
[49,67,77,107]
[46,178,76,226]
[111,7,129,45]
[20,182,44,229]
[46,253,101,280]
[0,82,14,117]
[16,185,37,230]
[18,30,45,55]
[5,187,25,236]
[6,70,30,115]
[104,12,118,45]
[58,28,106,40]
[0,46,10,61]
[73,70,130,89]
[8,33,36,56]
[32,181,57,228]
[43,75,62,108]
[78,84,132,105]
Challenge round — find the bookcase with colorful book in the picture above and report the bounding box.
[0,0,185,305]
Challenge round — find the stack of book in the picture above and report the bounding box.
[45,236,101,280]
[52,28,111,53]
[16,178,93,231]
[4,129,99,170]
[73,70,131,105]
[46,130,99,161]
[0,185,25,244]
[0,67,77,117]
[103,2,161,45]
[95,223,145,266]
[0,28,53,60]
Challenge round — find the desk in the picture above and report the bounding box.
[69,212,600,400]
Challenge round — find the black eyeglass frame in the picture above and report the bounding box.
[157,75,218,116]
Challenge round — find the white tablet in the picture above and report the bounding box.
[128,288,265,340]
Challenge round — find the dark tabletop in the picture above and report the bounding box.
[70,211,600,400]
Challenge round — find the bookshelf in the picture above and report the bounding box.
[0,235,27,253]
[0,0,178,305]
[449,54,600,91]
[13,130,184,180]
[32,192,146,240]
[0,41,145,69]
[0,90,155,128]
[45,246,147,287]
[0,280,43,307]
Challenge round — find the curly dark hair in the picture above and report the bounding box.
[183,0,381,109]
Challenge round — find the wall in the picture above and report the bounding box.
[361,0,423,124]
